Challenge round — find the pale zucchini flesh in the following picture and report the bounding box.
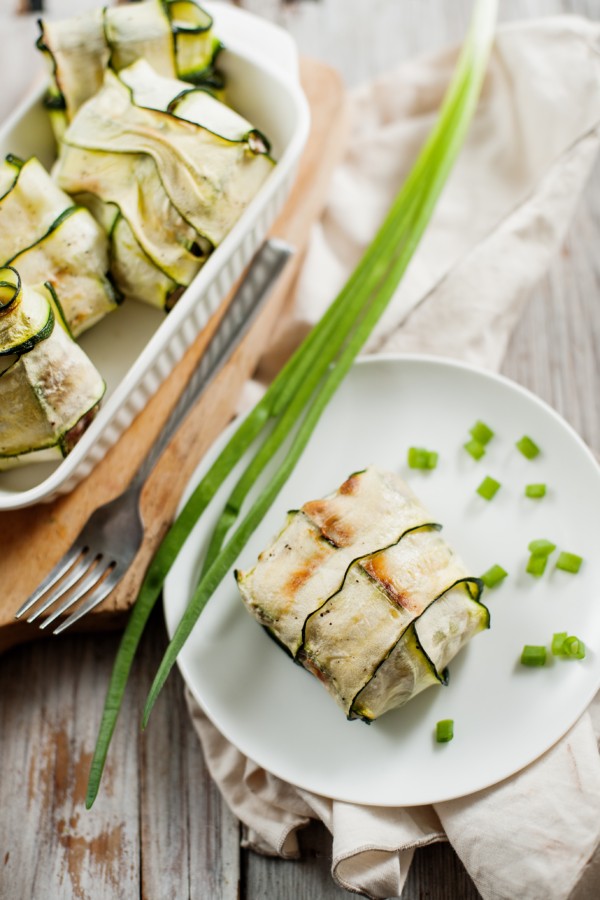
[37,0,221,128]
[236,467,489,721]
[0,156,117,336]
[0,285,105,468]
[237,468,435,658]
[0,268,54,356]
[59,68,274,249]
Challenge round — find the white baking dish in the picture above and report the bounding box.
[0,1,309,510]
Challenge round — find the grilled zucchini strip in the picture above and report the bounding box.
[0,156,117,336]
[236,468,434,657]
[57,144,207,286]
[58,68,273,248]
[167,0,221,84]
[0,267,54,356]
[237,468,489,721]
[0,282,105,470]
[37,0,221,131]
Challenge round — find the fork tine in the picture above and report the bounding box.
[15,545,89,620]
[39,558,110,630]
[52,566,122,635]
[26,551,92,623]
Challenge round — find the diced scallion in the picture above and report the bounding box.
[563,636,586,659]
[556,551,583,574]
[520,645,547,667]
[436,719,454,743]
[516,435,540,460]
[525,483,546,499]
[476,475,500,500]
[470,420,494,444]
[526,555,547,577]
[528,539,556,557]
[552,632,586,659]
[464,438,485,460]
[407,447,438,470]
[480,564,507,589]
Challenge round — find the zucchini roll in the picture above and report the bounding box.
[0,268,105,470]
[37,0,222,135]
[236,467,489,721]
[0,155,117,336]
[55,62,273,308]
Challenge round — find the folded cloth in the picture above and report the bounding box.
[185,16,600,900]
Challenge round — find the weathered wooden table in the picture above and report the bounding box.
[1,1,598,897]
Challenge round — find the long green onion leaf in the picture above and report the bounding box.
[86,0,498,807]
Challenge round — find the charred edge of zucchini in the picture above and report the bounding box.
[0,266,20,312]
[296,521,443,660]
[59,398,104,457]
[348,576,489,720]
[43,92,67,111]
[5,154,24,170]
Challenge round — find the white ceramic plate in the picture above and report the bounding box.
[164,355,600,806]
[0,2,309,509]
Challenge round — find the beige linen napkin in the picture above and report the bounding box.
[184,17,600,900]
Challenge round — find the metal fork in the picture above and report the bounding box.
[15,239,293,635]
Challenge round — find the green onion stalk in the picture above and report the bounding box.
[86,0,498,809]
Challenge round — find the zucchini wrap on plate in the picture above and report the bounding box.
[237,467,489,722]
[0,267,105,470]
[54,60,274,309]
[0,154,117,337]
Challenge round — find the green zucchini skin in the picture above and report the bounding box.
[236,468,490,722]
[55,62,273,309]
[0,283,105,470]
[0,156,117,337]
[0,267,54,356]
[37,0,223,132]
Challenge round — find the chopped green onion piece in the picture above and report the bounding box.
[476,475,500,500]
[525,483,546,499]
[470,420,494,444]
[408,447,438,470]
[436,719,454,743]
[563,636,586,659]
[480,564,508,589]
[526,554,547,577]
[556,551,583,574]
[528,539,556,557]
[464,438,485,460]
[516,435,540,459]
[426,451,439,469]
[551,632,586,659]
[521,645,547,667]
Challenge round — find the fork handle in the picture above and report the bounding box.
[129,239,294,492]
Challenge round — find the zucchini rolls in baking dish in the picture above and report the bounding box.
[236,467,489,722]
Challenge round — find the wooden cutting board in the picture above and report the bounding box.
[0,58,348,654]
